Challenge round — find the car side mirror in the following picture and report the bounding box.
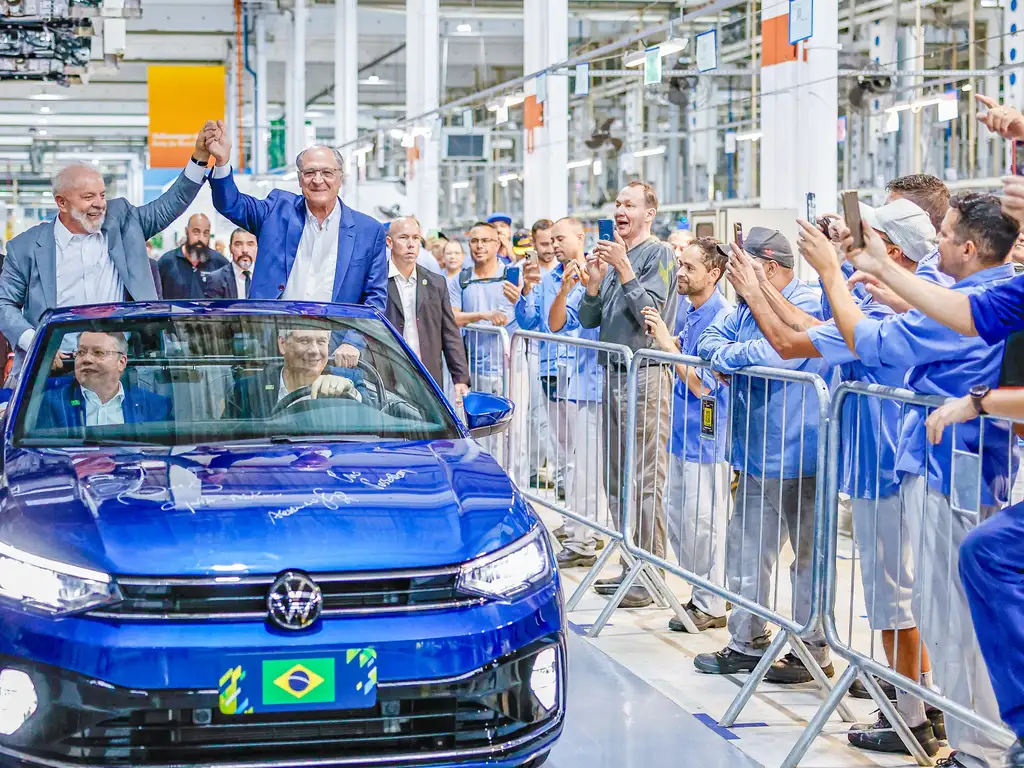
[463,392,514,439]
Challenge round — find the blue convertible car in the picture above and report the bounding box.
[0,302,564,768]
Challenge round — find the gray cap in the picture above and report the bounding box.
[859,198,936,263]
[716,227,795,267]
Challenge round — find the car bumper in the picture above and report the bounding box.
[0,583,565,768]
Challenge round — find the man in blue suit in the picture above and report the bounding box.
[36,331,171,430]
[203,120,387,367]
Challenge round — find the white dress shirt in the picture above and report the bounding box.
[389,261,420,357]
[82,384,126,427]
[232,262,251,298]
[281,202,342,302]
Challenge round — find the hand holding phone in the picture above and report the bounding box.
[806,192,817,223]
[841,190,864,249]
[505,266,521,286]
[733,222,744,249]
[598,219,615,242]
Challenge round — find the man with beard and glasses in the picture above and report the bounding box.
[205,228,258,299]
[158,213,230,300]
[0,126,212,383]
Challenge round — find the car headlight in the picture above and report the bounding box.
[0,541,121,617]
[458,527,552,600]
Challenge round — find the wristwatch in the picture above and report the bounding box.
[969,384,991,415]
[190,155,210,167]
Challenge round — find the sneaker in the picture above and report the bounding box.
[928,707,946,742]
[849,675,897,701]
[847,712,939,756]
[936,752,967,767]
[668,602,728,632]
[764,652,835,684]
[618,585,654,609]
[556,549,597,569]
[694,647,764,675]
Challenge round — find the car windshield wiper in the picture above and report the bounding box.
[76,438,163,447]
[267,434,387,443]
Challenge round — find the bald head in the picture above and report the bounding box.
[53,163,106,235]
[387,216,422,275]
[668,229,695,261]
[552,217,586,263]
[185,213,212,251]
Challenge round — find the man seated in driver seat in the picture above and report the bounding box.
[223,328,362,419]
[37,331,172,429]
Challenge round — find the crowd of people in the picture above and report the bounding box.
[1,104,1023,768]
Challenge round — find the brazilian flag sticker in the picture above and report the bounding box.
[262,658,336,706]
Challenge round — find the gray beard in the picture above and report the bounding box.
[70,208,105,234]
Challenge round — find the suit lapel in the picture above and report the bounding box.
[281,197,306,295]
[102,218,131,297]
[387,277,404,325]
[67,382,85,429]
[332,201,355,301]
[415,266,429,316]
[35,222,58,308]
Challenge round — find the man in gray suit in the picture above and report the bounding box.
[0,128,212,381]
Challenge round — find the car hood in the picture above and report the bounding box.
[0,440,534,577]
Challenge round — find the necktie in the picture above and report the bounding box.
[243,270,251,298]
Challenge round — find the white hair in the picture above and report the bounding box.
[295,145,345,174]
[52,163,103,197]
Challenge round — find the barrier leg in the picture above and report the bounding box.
[566,540,620,612]
[636,564,670,609]
[640,566,700,633]
[861,672,934,766]
[586,557,644,638]
[719,630,788,726]
[781,664,858,768]
[787,635,856,723]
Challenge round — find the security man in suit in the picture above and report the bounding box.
[0,127,211,382]
[384,217,469,404]
[205,228,258,299]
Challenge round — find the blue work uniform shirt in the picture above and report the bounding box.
[969,272,1024,344]
[515,262,575,377]
[854,263,1018,507]
[558,280,604,403]
[697,278,830,479]
[448,266,518,378]
[670,291,732,464]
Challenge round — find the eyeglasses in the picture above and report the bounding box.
[300,168,340,182]
[469,238,498,246]
[77,348,123,360]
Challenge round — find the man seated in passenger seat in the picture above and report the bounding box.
[223,329,363,419]
[37,331,172,429]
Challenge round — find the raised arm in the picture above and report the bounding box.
[132,128,209,238]
[798,219,867,353]
[548,261,582,333]
[206,121,272,236]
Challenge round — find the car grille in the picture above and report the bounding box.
[48,640,563,767]
[87,568,484,620]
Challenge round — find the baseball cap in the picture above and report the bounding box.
[858,198,936,263]
[717,227,794,268]
[426,229,448,241]
[512,230,533,257]
[488,213,513,226]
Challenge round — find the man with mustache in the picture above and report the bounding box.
[0,127,212,382]
[157,213,230,299]
[205,228,258,299]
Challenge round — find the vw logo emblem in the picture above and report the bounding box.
[267,571,323,631]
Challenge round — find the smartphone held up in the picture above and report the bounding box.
[841,190,864,249]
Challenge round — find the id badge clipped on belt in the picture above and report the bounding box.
[700,396,716,438]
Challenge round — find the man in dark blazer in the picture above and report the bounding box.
[36,331,172,430]
[383,217,469,402]
[205,228,258,299]
[0,128,210,381]
[203,121,386,370]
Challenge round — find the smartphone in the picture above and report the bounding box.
[841,190,864,249]
[733,222,744,249]
[806,192,817,223]
[1014,140,1024,175]
[505,266,521,286]
[598,219,615,241]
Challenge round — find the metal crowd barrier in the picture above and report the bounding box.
[506,330,692,634]
[619,350,856,747]
[786,381,1019,767]
[461,322,519,476]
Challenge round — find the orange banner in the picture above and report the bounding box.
[147,65,225,168]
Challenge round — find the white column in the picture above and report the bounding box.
[760,0,837,276]
[283,16,295,168]
[254,13,268,175]
[405,0,440,230]
[291,0,308,162]
[335,0,359,204]
[523,0,568,224]
[226,55,239,168]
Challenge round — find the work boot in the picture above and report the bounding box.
[928,707,946,742]
[594,570,626,593]
[847,711,939,756]
[556,549,597,569]
[617,585,654,609]
[551,525,569,542]
[849,675,897,701]
[935,752,967,767]
[694,647,763,675]
[668,602,728,632]
[764,652,834,684]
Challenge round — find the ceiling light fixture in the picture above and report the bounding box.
[456,22,472,33]
[452,180,471,189]
[497,172,520,183]
[566,158,592,169]
[29,93,67,101]
[735,131,763,142]
[624,37,688,68]
[633,145,667,157]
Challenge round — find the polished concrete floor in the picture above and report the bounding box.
[550,633,761,768]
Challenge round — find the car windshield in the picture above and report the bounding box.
[12,313,461,447]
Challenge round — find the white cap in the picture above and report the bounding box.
[858,198,937,263]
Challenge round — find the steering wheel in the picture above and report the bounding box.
[270,382,361,417]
